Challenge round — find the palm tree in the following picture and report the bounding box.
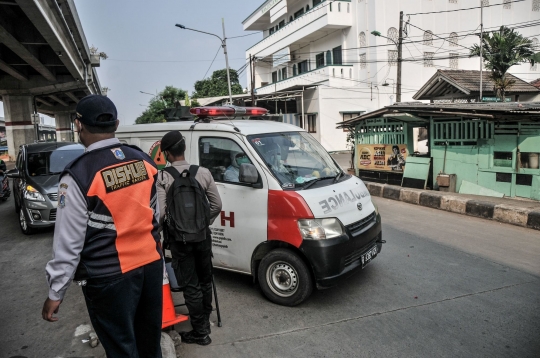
[470,26,534,101]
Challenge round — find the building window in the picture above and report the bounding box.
[316,52,325,68]
[306,5,310,12]
[313,0,323,6]
[481,0,489,6]
[298,60,309,74]
[387,27,398,44]
[307,115,317,133]
[534,0,540,11]
[293,64,297,76]
[449,32,458,47]
[278,20,285,29]
[332,46,343,65]
[294,8,305,19]
[326,50,332,65]
[503,0,511,9]
[424,52,434,67]
[360,53,367,69]
[450,53,459,69]
[423,30,433,45]
[359,32,366,48]
[269,27,275,35]
[281,67,287,80]
[388,50,398,66]
[272,71,278,83]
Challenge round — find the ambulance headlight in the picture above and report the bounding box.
[297,218,344,240]
[24,185,45,202]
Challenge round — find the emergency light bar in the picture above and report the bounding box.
[189,106,268,117]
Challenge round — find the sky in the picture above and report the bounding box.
[0,0,262,125]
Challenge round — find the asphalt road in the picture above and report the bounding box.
[0,187,538,358]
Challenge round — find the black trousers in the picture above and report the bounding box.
[169,236,213,335]
[82,259,163,358]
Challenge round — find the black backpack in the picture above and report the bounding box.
[162,165,211,244]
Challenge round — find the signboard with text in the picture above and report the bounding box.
[357,144,409,172]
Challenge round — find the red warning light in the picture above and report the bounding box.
[190,106,268,117]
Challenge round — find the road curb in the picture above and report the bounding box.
[366,182,540,231]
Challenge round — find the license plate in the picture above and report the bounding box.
[361,245,378,268]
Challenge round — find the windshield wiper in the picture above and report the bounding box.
[301,177,333,190]
[333,170,344,184]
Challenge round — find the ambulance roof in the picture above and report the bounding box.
[116,120,306,137]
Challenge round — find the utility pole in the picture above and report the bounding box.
[222,18,233,105]
[479,2,484,102]
[250,54,255,105]
[397,11,403,103]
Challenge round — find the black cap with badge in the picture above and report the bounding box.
[75,95,118,127]
[160,130,185,152]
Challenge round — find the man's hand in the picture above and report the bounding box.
[42,298,62,322]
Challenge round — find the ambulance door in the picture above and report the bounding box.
[191,132,269,274]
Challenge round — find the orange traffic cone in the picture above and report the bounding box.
[162,263,189,329]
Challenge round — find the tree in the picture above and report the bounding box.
[135,86,187,124]
[192,69,243,98]
[470,26,534,101]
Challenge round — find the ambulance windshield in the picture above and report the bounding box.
[247,132,343,189]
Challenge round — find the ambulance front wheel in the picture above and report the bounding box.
[258,249,313,306]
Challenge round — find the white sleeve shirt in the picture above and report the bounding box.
[45,174,88,301]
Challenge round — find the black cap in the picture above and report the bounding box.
[161,130,185,151]
[75,95,118,127]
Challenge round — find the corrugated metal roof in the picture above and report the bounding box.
[413,70,540,100]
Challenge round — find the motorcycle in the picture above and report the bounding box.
[0,160,10,202]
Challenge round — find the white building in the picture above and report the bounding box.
[242,0,540,151]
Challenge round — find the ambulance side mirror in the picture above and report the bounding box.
[6,169,20,178]
[239,163,261,188]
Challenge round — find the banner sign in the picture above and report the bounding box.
[357,144,408,172]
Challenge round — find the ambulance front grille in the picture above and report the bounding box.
[48,193,58,201]
[346,212,376,236]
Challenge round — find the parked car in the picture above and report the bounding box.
[7,142,84,234]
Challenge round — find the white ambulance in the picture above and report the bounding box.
[117,106,383,306]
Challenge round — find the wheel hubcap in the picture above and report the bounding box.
[20,208,27,231]
[266,261,299,297]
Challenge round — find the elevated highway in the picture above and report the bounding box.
[0,0,102,159]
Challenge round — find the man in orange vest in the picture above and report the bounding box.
[42,95,163,357]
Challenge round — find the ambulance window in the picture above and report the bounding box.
[199,137,253,183]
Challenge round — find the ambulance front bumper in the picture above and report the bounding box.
[299,213,382,289]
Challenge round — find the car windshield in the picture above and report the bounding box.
[27,146,84,176]
[247,132,342,189]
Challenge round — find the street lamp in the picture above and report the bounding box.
[382,79,396,105]
[140,91,166,106]
[175,19,233,104]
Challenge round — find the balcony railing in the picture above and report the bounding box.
[246,0,352,58]
[256,64,353,95]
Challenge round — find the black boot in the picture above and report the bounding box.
[180,330,212,346]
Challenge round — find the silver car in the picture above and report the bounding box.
[7,142,84,235]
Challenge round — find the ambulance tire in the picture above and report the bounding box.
[258,249,313,306]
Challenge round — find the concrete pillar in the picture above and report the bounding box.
[4,95,36,161]
[55,112,74,142]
